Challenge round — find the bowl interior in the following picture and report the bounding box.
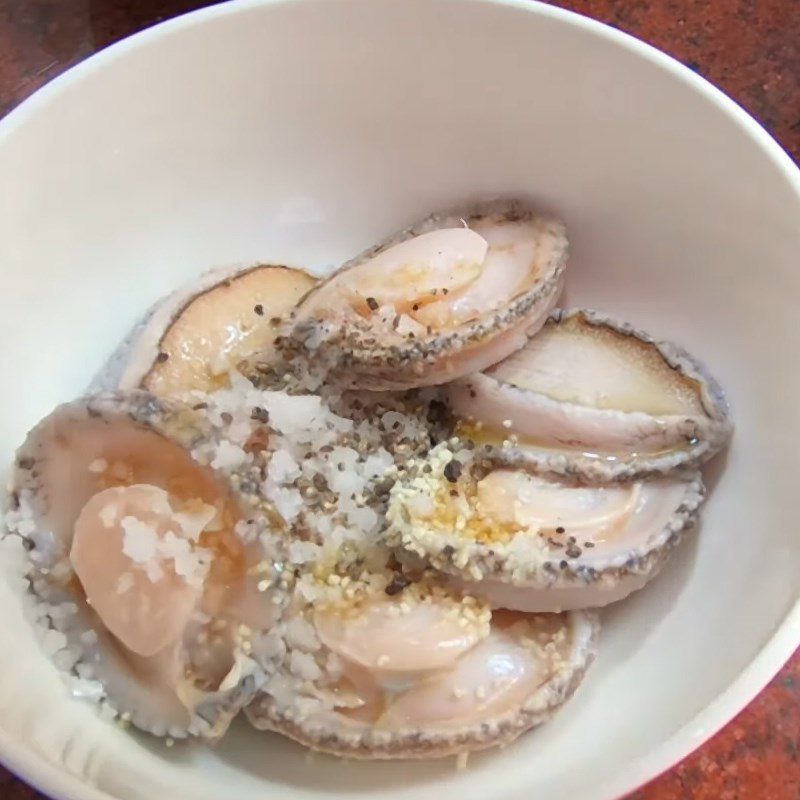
[1,1,799,799]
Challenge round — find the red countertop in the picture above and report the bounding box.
[0,2,798,799]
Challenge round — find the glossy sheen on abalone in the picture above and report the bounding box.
[12,392,284,738]
[383,444,705,612]
[446,308,732,481]
[92,264,315,396]
[281,201,568,390]
[245,609,597,759]
[436,481,701,612]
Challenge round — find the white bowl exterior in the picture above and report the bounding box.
[0,1,799,800]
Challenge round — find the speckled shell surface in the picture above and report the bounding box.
[10,392,281,739]
[400,473,704,612]
[447,308,733,482]
[90,265,314,394]
[282,200,568,390]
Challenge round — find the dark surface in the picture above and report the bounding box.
[0,1,798,799]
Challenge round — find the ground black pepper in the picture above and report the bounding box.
[443,460,463,482]
[251,407,270,423]
[385,572,411,596]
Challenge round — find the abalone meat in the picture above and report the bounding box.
[281,202,567,390]
[446,309,732,481]
[8,392,286,738]
[246,566,596,758]
[97,265,315,396]
[385,442,704,612]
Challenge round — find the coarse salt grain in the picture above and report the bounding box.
[174,501,218,541]
[211,441,248,470]
[121,516,159,564]
[288,540,322,566]
[268,449,301,483]
[99,504,118,528]
[289,650,322,681]
[265,483,304,523]
[68,676,105,702]
[285,617,320,652]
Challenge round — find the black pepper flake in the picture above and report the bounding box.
[442,544,456,558]
[269,317,281,327]
[385,572,411,596]
[469,389,477,399]
[443,460,463,483]
[192,402,209,411]
[156,351,169,363]
[412,303,420,312]
[220,412,233,425]
[442,288,449,295]
[555,526,566,534]
[584,541,595,548]
[251,406,270,423]
[254,304,264,316]
[559,560,568,570]
[365,296,379,311]
[427,398,448,426]
[392,315,401,330]
[17,457,34,470]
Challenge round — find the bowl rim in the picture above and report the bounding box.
[1,1,798,799]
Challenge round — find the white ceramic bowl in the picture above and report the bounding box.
[1,1,798,798]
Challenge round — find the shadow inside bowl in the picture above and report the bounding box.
[598,514,702,659]
[701,445,730,498]
[211,718,472,791]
